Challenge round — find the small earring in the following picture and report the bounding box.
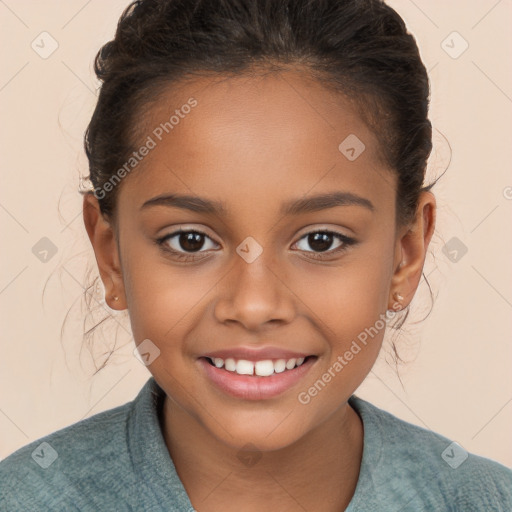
[393,292,404,302]
[113,296,119,302]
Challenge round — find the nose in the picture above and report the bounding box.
[213,250,296,331]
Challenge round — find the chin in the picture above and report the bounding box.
[203,409,314,453]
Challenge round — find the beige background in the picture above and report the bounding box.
[1,0,511,467]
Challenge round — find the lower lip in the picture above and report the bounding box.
[198,357,316,400]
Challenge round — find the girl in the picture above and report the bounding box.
[1,0,511,510]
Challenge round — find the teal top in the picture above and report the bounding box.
[1,377,511,511]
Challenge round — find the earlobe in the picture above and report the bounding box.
[388,191,436,311]
[83,194,127,310]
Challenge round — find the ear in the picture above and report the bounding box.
[83,194,127,310]
[388,191,436,311]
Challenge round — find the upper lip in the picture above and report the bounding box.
[201,347,313,361]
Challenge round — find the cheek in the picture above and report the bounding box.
[125,264,210,345]
[120,238,207,345]
[290,247,394,398]
[292,249,393,337]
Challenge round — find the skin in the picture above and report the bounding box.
[83,69,436,511]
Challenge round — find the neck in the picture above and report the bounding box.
[161,397,363,512]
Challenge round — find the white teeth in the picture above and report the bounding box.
[225,358,236,371]
[236,360,254,375]
[208,356,309,376]
[285,358,296,370]
[254,360,274,377]
[273,359,286,373]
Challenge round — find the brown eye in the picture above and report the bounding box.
[177,232,206,252]
[158,229,219,255]
[295,230,355,255]
[305,232,335,252]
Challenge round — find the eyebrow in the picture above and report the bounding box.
[140,191,375,215]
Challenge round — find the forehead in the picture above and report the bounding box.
[121,70,395,215]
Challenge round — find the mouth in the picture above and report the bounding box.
[198,354,317,400]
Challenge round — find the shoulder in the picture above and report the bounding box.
[349,396,512,511]
[0,400,136,510]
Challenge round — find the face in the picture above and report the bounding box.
[84,69,435,451]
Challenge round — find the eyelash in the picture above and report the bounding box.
[155,228,357,262]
